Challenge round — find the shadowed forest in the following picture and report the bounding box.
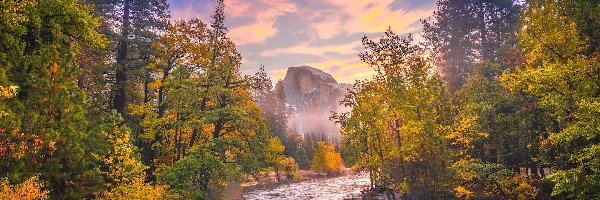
[0,0,599,199]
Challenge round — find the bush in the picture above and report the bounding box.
[1,176,49,200]
[310,141,345,174]
[97,177,172,200]
[452,158,538,199]
[281,157,302,181]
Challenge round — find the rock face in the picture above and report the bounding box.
[276,66,350,140]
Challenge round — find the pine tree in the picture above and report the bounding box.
[84,0,169,115]
[423,0,521,91]
[0,0,106,198]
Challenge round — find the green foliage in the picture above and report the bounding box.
[0,0,107,198]
[94,111,170,199]
[335,29,453,198]
[444,119,538,199]
[97,112,146,185]
[160,144,230,199]
[86,0,169,115]
[422,0,521,90]
[126,2,285,198]
[451,158,538,200]
[456,62,548,171]
[501,0,600,198]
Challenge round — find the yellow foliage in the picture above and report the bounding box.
[498,175,538,200]
[0,176,49,200]
[96,115,171,199]
[454,186,474,199]
[0,86,18,100]
[0,85,18,118]
[280,157,302,181]
[97,177,173,200]
[310,141,345,174]
[98,127,147,185]
[148,79,162,91]
[443,117,488,159]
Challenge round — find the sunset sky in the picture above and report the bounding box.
[168,0,437,83]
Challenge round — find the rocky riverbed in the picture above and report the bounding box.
[241,172,370,200]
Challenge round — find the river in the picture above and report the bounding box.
[242,172,370,200]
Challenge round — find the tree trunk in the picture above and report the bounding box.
[157,69,170,118]
[114,0,130,115]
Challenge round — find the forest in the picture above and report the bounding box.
[0,0,599,199]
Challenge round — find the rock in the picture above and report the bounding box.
[275,66,350,140]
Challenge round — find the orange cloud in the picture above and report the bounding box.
[303,58,375,83]
[229,0,297,45]
[230,22,279,45]
[259,41,361,57]
[306,0,434,38]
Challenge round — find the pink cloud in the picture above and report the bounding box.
[228,0,297,45]
[224,0,252,18]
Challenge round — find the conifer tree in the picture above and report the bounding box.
[85,0,169,115]
[0,0,106,198]
[423,0,521,90]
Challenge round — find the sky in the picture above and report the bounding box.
[167,0,438,83]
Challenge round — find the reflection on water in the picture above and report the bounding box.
[243,172,370,200]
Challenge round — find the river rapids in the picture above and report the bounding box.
[242,172,370,200]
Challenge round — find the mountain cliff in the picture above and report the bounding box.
[275,66,350,140]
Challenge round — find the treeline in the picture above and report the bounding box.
[1,0,297,199]
[334,0,599,199]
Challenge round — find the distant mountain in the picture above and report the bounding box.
[275,66,350,140]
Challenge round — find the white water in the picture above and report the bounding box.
[243,172,370,200]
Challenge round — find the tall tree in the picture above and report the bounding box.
[127,1,292,198]
[502,0,600,198]
[0,0,106,198]
[423,0,521,91]
[335,30,453,199]
[456,62,548,173]
[85,0,169,115]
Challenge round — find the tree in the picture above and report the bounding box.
[310,141,345,174]
[423,0,521,90]
[443,118,538,199]
[0,176,49,200]
[125,1,288,198]
[251,67,289,146]
[456,62,548,173]
[0,0,107,198]
[83,0,169,115]
[0,85,49,200]
[124,17,211,180]
[93,111,169,199]
[335,29,453,199]
[250,66,307,171]
[501,0,600,198]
